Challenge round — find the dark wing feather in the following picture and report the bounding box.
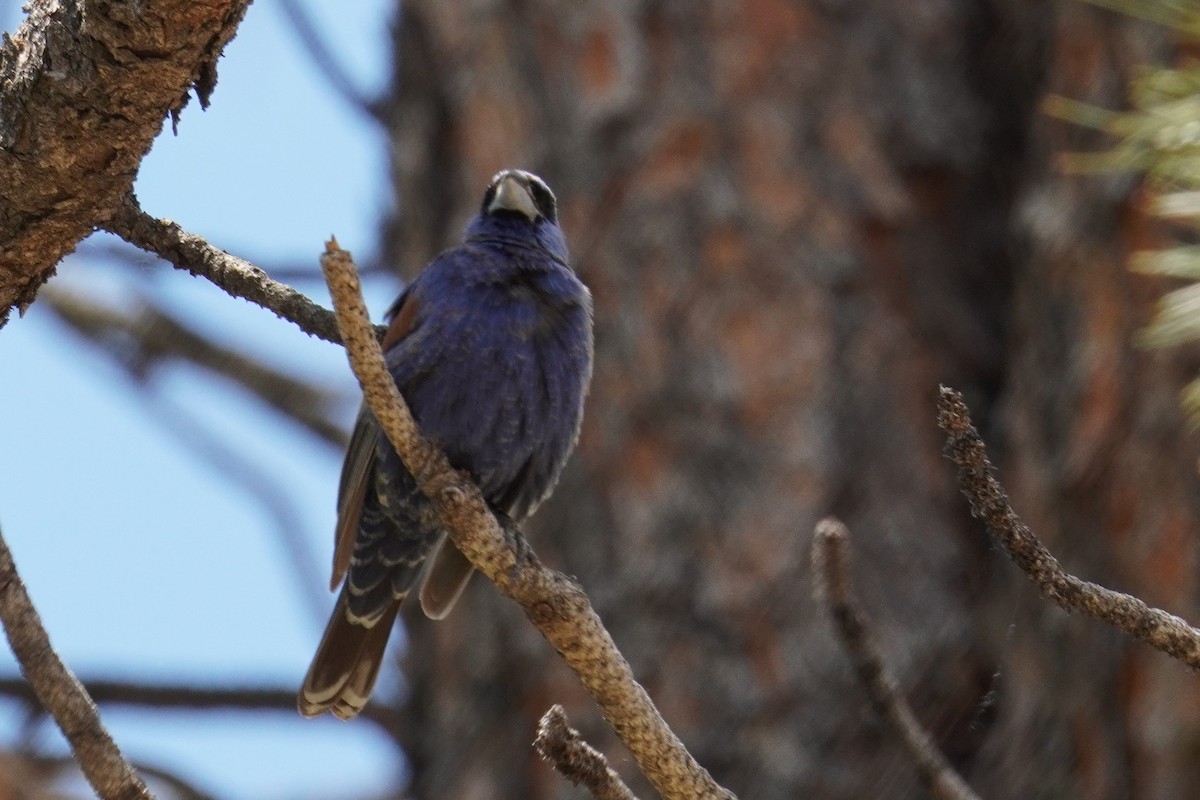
[329,288,422,591]
[330,408,378,590]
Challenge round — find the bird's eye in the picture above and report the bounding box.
[527,178,557,223]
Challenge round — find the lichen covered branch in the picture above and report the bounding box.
[937,385,1200,667]
[535,705,639,800]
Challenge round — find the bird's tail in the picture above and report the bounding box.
[298,590,401,720]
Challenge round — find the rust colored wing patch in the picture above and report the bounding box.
[382,287,420,350]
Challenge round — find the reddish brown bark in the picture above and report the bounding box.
[381,2,1200,798]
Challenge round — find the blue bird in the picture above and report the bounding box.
[298,170,593,720]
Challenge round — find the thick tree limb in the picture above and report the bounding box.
[0,0,252,326]
[534,705,639,800]
[104,196,367,345]
[812,518,980,800]
[318,240,735,800]
[937,385,1200,667]
[0,526,152,800]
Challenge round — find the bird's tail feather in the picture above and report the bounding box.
[418,534,476,620]
[298,591,401,720]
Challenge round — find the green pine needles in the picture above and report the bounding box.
[1048,1,1200,425]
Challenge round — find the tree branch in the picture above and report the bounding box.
[103,196,371,346]
[0,0,252,326]
[534,705,639,800]
[318,240,735,800]
[276,0,382,120]
[0,525,153,800]
[0,676,402,734]
[937,385,1200,667]
[26,754,217,800]
[812,518,980,800]
[42,286,348,448]
[78,236,394,285]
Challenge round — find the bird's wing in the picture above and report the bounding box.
[330,406,378,590]
[329,288,422,591]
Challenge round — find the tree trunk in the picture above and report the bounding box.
[380,2,1200,797]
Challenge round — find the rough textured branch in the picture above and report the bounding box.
[28,755,214,800]
[0,0,252,326]
[0,527,152,800]
[535,705,639,800]
[813,519,980,800]
[104,196,380,345]
[319,240,735,800]
[937,385,1200,667]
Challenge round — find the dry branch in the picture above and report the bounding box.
[0,676,402,733]
[318,240,735,800]
[104,196,371,345]
[277,0,381,119]
[812,518,980,800]
[42,286,348,447]
[0,526,153,800]
[937,385,1200,667]
[535,705,639,800]
[0,0,251,326]
[27,754,215,800]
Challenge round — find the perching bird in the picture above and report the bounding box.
[299,169,593,720]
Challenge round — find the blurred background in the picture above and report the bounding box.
[2,1,1200,799]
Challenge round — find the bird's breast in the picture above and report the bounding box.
[398,279,588,488]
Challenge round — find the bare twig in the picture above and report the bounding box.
[318,240,735,800]
[79,236,393,284]
[138,391,329,625]
[0,525,153,800]
[812,518,980,800]
[103,195,386,346]
[0,675,402,733]
[937,385,1200,667]
[535,705,639,800]
[41,287,340,620]
[42,286,349,448]
[276,0,382,119]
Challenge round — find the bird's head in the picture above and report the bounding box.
[466,169,568,262]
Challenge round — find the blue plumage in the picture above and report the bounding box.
[300,170,593,720]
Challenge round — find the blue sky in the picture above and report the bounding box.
[0,2,406,797]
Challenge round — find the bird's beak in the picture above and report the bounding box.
[488,173,539,221]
